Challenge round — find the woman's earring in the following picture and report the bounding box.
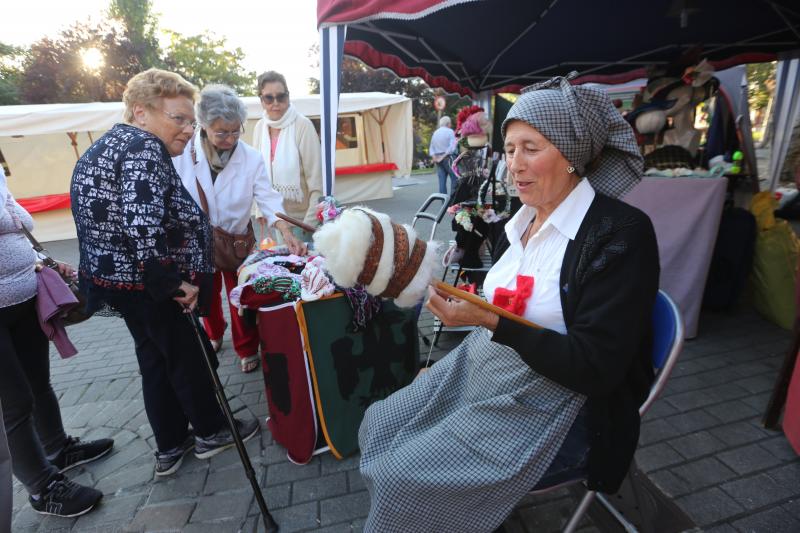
[567,166,575,174]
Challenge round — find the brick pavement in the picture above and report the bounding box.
[10,175,800,532]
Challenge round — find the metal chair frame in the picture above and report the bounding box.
[530,289,684,533]
[411,192,450,241]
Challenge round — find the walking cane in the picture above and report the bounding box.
[179,294,279,532]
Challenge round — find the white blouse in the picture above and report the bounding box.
[483,179,595,334]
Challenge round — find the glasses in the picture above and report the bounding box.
[259,92,289,105]
[209,125,245,140]
[161,109,197,129]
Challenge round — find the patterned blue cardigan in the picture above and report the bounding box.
[71,123,213,311]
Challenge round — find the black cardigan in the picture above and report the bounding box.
[491,193,659,493]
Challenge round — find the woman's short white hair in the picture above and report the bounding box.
[197,84,247,127]
[439,116,452,128]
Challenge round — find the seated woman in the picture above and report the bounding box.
[358,74,660,533]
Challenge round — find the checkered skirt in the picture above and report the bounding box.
[358,328,586,533]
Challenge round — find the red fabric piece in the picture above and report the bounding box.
[318,0,443,26]
[258,304,318,464]
[784,350,800,455]
[343,41,474,96]
[16,193,71,213]
[335,162,398,175]
[202,270,260,359]
[492,275,534,317]
[456,282,477,294]
[238,285,285,309]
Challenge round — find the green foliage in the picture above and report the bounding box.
[21,23,144,103]
[0,42,26,105]
[162,31,255,95]
[746,62,776,112]
[10,0,257,104]
[108,0,161,69]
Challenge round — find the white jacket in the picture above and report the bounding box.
[173,133,285,235]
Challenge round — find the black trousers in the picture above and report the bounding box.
[0,297,64,494]
[107,293,226,452]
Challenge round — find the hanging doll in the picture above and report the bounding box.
[447,105,502,273]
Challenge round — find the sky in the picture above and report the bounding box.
[3,0,321,95]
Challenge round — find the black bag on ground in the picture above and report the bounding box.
[703,207,757,311]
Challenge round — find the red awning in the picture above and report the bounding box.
[16,193,71,213]
[335,162,398,176]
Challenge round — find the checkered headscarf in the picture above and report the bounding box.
[501,72,643,198]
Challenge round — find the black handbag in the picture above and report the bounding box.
[21,226,93,326]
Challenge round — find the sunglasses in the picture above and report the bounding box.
[260,92,289,105]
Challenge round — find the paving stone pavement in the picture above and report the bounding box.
[10,176,800,532]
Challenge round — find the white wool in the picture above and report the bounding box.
[394,241,441,308]
[312,209,372,287]
[363,208,395,296]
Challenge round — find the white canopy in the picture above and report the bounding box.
[0,92,412,241]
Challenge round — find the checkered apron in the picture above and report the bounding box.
[358,328,586,533]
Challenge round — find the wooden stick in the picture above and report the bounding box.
[433,280,541,329]
[276,212,317,234]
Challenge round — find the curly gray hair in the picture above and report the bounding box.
[197,84,247,128]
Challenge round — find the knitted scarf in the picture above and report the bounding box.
[260,105,303,203]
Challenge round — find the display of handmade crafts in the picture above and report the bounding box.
[626,56,718,159]
[312,206,440,308]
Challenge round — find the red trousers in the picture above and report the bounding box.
[203,270,259,359]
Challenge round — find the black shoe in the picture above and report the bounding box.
[29,473,102,517]
[194,418,260,459]
[154,434,194,477]
[51,436,114,473]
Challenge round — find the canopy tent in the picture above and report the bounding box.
[318,0,800,95]
[0,92,412,241]
[316,0,800,193]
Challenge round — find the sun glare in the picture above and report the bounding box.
[80,47,104,72]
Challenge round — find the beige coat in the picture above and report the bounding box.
[252,114,323,225]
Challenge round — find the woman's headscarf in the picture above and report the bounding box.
[501,72,643,198]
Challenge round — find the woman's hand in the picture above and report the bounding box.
[275,220,308,256]
[55,261,76,280]
[425,285,500,331]
[173,281,200,313]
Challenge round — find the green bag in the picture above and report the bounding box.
[297,295,418,458]
[751,193,799,330]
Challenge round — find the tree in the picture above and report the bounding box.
[21,22,144,103]
[746,62,776,113]
[308,50,472,166]
[108,0,161,69]
[0,42,26,105]
[162,31,255,95]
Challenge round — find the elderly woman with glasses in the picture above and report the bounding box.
[252,71,323,236]
[71,69,260,478]
[172,84,304,373]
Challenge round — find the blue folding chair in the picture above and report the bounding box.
[530,289,684,533]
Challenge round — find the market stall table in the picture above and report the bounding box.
[624,177,728,338]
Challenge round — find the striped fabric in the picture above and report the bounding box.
[319,25,347,196]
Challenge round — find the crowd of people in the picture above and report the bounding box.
[1,65,657,533]
[0,67,322,520]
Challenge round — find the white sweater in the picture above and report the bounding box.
[0,169,37,307]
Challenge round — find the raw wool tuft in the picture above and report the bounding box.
[312,208,372,287]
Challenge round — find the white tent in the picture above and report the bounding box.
[0,92,412,241]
